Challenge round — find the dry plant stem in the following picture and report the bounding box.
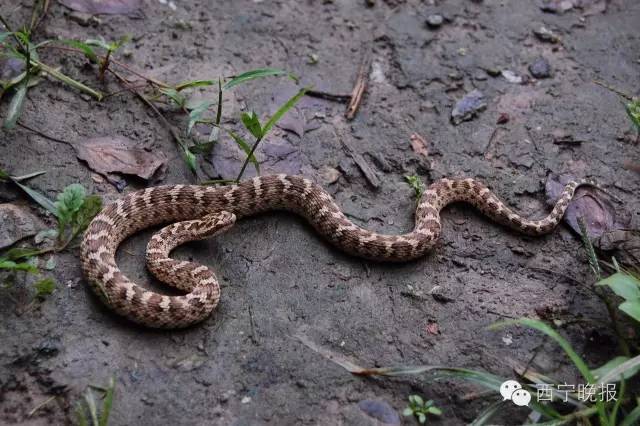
[41,45,170,88]
[109,70,187,159]
[306,89,352,103]
[345,52,371,120]
[593,80,634,101]
[235,136,262,182]
[17,121,74,147]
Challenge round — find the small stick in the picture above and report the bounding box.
[345,52,371,120]
[17,122,75,147]
[28,395,56,417]
[338,132,380,189]
[305,89,352,103]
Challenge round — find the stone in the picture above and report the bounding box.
[425,14,444,29]
[451,89,486,125]
[529,56,552,79]
[0,203,45,250]
[358,400,401,425]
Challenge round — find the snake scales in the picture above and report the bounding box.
[81,174,595,328]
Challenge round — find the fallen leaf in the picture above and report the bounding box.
[409,133,429,159]
[58,0,142,16]
[0,203,46,249]
[545,174,630,238]
[75,136,167,184]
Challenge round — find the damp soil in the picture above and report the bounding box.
[1,1,639,425]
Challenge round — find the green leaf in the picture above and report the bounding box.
[12,180,57,215]
[59,40,98,62]
[187,100,214,135]
[175,80,215,91]
[402,408,413,416]
[34,277,55,298]
[55,183,86,224]
[75,195,102,233]
[619,300,640,322]
[188,142,215,155]
[597,272,640,301]
[592,356,640,382]
[228,130,259,174]
[85,38,111,51]
[159,88,187,108]
[427,406,442,416]
[491,318,594,383]
[5,247,41,260]
[625,99,640,130]
[0,259,38,273]
[0,168,9,180]
[223,68,297,90]
[405,175,425,198]
[3,78,28,129]
[417,412,426,424]
[411,395,424,406]
[261,87,308,137]
[182,145,197,173]
[240,111,262,139]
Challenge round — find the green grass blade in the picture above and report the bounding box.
[3,78,28,129]
[175,79,215,91]
[83,391,99,426]
[222,68,297,90]
[10,170,46,181]
[619,404,640,426]
[11,179,57,214]
[99,377,115,426]
[59,39,98,62]
[228,130,259,174]
[31,59,103,101]
[261,87,308,137]
[491,319,594,383]
[469,400,506,426]
[597,354,640,386]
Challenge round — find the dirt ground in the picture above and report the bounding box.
[1,0,640,425]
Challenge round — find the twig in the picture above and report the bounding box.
[593,80,633,101]
[345,51,371,120]
[17,122,75,147]
[41,44,170,88]
[305,89,352,103]
[110,69,187,162]
[338,131,380,189]
[29,0,51,33]
[28,395,56,417]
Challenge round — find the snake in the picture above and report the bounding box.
[80,174,599,328]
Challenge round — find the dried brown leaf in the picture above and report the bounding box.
[545,174,630,238]
[409,133,429,159]
[76,136,167,182]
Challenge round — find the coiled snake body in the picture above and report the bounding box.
[81,174,593,328]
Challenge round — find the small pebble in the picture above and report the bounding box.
[529,56,552,79]
[426,14,444,29]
